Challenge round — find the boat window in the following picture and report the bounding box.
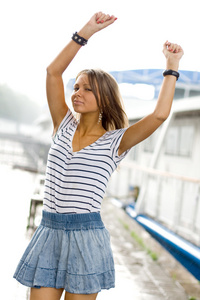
[129,143,140,161]
[144,129,160,152]
[189,90,200,97]
[165,125,194,157]
[174,88,185,99]
[179,126,195,156]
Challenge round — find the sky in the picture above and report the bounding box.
[0,0,200,107]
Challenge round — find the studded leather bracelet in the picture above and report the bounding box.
[72,32,88,46]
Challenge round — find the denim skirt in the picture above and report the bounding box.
[13,210,115,294]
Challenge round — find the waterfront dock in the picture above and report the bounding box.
[99,199,200,300]
[1,166,199,299]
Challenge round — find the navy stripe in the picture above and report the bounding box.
[43,202,57,211]
[46,165,107,187]
[50,145,67,157]
[60,113,74,129]
[66,168,108,180]
[44,194,93,211]
[47,161,108,181]
[53,204,91,212]
[43,202,91,214]
[45,183,102,202]
[78,151,113,160]
[43,108,129,214]
[55,136,71,150]
[44,189,101,203]
[67,162,111,176]
[73,156,114,173]
[45,175,104,194]
[48,153,66,164]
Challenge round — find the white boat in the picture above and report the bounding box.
[102,69,200,279]
[104,69,200,238]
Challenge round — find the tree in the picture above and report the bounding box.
[0,84,41,124]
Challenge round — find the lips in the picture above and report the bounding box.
[73,100,83,105]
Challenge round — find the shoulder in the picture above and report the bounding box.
[59,108,77,129]
[105,128,130,162]
[53,108,77,140]
[104,128,128,141]
[102,128,128,151]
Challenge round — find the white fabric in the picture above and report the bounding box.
[43,109,129,214]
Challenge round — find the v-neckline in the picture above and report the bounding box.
[71,123,107,154]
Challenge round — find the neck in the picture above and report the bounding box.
[78,113,105,136]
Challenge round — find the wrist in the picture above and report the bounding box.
[78,24,96,40]
[166,58,179,72]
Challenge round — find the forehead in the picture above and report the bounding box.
[75,73,89,85]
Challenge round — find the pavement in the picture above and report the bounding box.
[2,166,198,299]
[98,198,200,300]
[12,199,200,300]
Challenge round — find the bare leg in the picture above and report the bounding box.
[65,291,98,300]
[30,287,64,300]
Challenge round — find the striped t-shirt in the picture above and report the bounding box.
[43,109,129,214]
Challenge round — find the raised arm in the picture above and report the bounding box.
[118,41,184,156]
[46,12,117,134]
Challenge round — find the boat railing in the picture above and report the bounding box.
[107,161,200,246]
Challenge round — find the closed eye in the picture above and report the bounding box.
[73,85,92,92]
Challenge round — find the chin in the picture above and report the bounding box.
[73,107,82,113]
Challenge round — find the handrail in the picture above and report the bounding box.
[121,161,200,184]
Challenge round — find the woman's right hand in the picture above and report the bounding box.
[79,12,117,40]
[46,12,117,134]
[163,41,184,71]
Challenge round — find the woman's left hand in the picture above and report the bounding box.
[163,41,184,70]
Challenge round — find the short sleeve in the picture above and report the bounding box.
[52,108,77,140]
[110,128,130,165]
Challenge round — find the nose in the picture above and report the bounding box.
[74,88,82,97]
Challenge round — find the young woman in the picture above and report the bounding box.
[14,11,184,300]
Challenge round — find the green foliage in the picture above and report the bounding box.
[148,250,158,261]
[123,223,129,230]
[0,84,41,124]
[131,230,145,248]
[119,218,158,261]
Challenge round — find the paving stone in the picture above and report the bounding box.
[99,199,189,300]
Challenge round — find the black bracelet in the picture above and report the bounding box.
[163,69,180,81]
[72,32,88,46]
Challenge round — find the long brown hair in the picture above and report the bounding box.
[76,69,129,131]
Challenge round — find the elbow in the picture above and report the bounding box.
[156,116,168,123]
[153,110,169,123]
[46,65,51,75]
[46,65,61,77]
[46,65,54,77]
[46,65,55,77]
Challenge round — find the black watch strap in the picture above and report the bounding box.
[163,69,180,81]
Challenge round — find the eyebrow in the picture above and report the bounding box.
[73,83,91,87]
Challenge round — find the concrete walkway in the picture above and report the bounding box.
[2,167,198,299]
[12,198,199,300]
[98,198,198,300]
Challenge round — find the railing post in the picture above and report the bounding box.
[135,171,148,214]
[155,175,162,220]
[193,184,200,245]
[172,179,183,233]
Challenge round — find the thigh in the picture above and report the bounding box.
[65,291,98,300]
[30,287,64,300]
